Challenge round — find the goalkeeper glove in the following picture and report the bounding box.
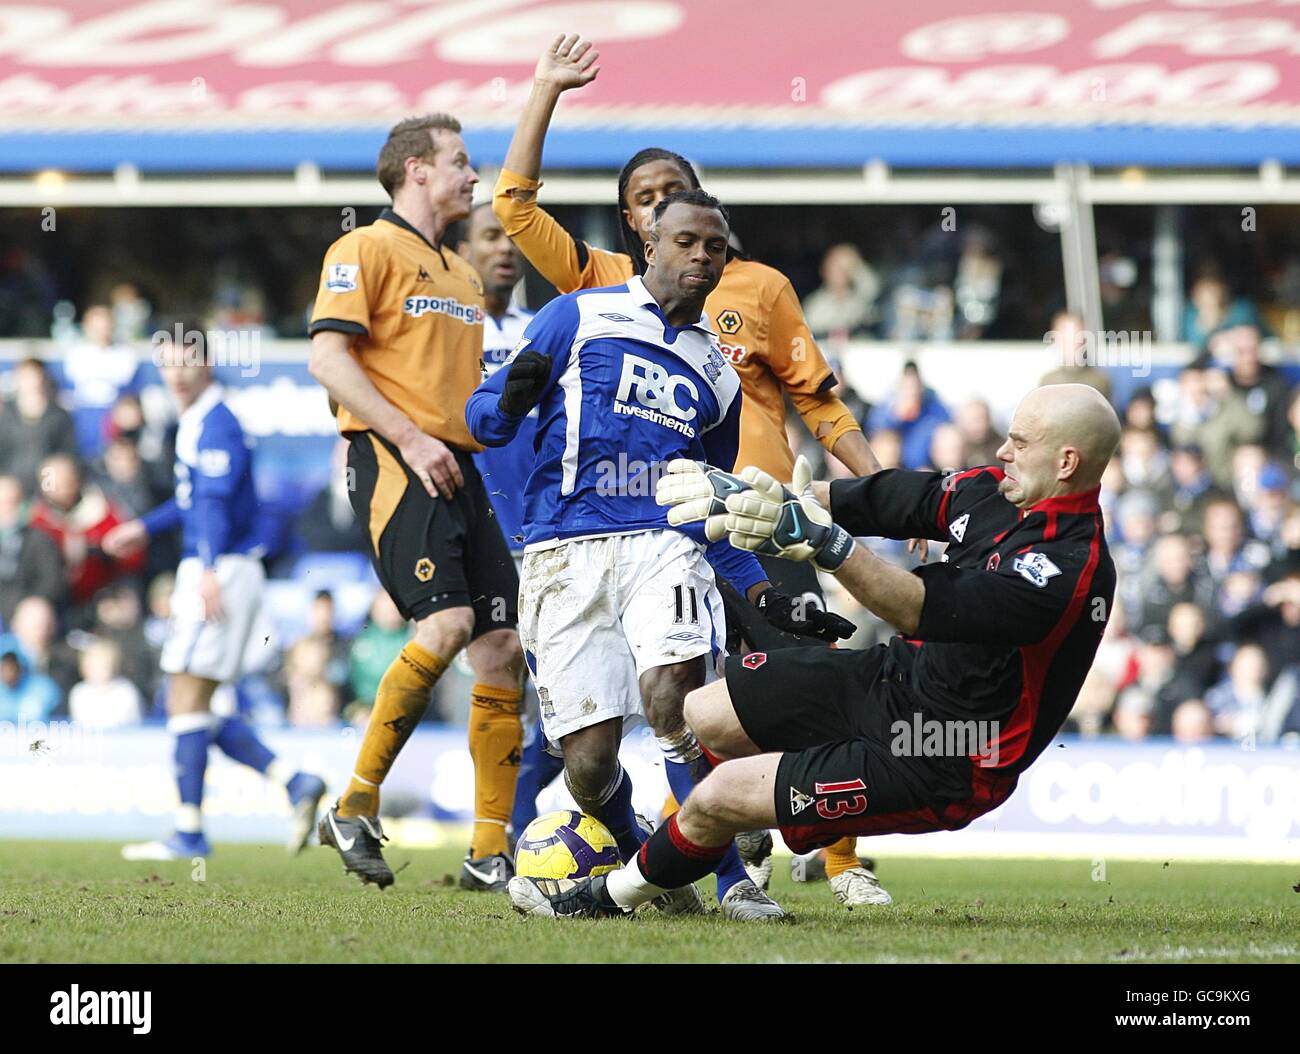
[754,588,856,643]
[655,459,752,543]
[723,455,856,572]
[498,350,552,417]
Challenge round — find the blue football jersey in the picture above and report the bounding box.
[471,303,535,553]
[465,276,765,594]
[140,383,263,565]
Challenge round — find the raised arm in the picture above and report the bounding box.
[494,35,608,293]
[500,34,599,182]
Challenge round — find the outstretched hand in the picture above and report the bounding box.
[722,456,856,572]
[655,460,752,543]
[535,33,600,92]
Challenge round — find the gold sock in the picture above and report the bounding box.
[660,792,679,821]
[339,642,447,818]
[824,836,860,878]
[468,682,523,858]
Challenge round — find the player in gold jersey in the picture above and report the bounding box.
[494,36,901,908]
[310,114,525,892]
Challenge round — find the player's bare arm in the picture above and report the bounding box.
[308,330,464,499]
[826,544,924,634]
[499,34,600,187]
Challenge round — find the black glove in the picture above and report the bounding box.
[498,350,552,417]
[754,587,856,643]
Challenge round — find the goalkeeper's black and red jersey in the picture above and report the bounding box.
[829,466,1114,777]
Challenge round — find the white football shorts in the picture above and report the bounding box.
[518,529,726,743]
[160,554,266,683]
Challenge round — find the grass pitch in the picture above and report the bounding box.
[1,842,1296,964]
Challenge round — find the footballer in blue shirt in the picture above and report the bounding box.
[467,190,852,920]
[106,324,325,861]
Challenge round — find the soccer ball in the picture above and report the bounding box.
[514,810,621,881]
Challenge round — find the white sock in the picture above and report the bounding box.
[604,853,668,909]
[174,804,202,834]
[266,758,295,786]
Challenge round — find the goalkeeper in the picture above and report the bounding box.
[507,384,1120,918]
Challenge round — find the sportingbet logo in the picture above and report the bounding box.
[402,295,484,325]
[50,985,151,1034]
[614,353,699,437]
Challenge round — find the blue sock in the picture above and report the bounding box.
[169,712,213,835]
[663,745,748,901]
[586,765,645,862]
[212,715,276,774]
[511,719,565,836]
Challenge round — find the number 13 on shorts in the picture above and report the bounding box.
[815,778,869,819]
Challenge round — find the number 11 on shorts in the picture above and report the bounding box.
[673,584,699,625]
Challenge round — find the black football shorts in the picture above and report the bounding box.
[346,430,518,634]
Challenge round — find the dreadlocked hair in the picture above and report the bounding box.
[616,148,700,275]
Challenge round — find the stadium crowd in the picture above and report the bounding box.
[1,255,1298,747]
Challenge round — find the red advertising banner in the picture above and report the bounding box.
[4,1,1300,168]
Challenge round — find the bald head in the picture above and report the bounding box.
[995,384,1120,510]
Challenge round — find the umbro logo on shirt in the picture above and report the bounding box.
[599,312,634,322]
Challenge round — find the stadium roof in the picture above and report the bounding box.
[4,0,1300,173]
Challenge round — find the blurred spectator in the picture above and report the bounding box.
[142,572,174,653]
[109,282,151,343]
[1117,427,1170,502]
[0,358,79,496]
[954,398,1002,467]
[1114,636,1183,740]
[1167,358,1265,489]
[89,582,158,700]
[1162,444,1215,535]
[347,591,409,711]
[8,595,78,697]
[1123,387,1159,435]
[1164,602,1220,717]
[62,304,142,457]
[92,435,156,519]
[1181,272,1263,347]
[1039,310,1114,402]
[1211,325,1293,455]
[866,362,951,470]
[1245,465,1291,551]
[0,638,60,722]
[926,422,966,472]
[1212,572,1300,693]
[27,454,145,613]
[885,264,953,342]
[1200,496,1270,599]
[1169,699,1215,744]
[0,473,66,622]
[1113,490,1159,617]
[1134,534,1214,638]
[1098,251,1150,333]
[68,638,142,729]
[952,226,1003,339]
[801,244,880,344]
[288,676,343,728]
[282,591,350,726]
[294,439,368,555]
[1204,644,1270,741]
